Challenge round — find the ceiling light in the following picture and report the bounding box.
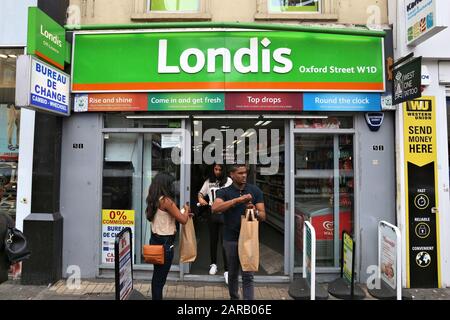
[255,121,264,126]
[8,54,17,58]
[262,121,272,126]
[0,54,8,59]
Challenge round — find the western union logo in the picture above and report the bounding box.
[406,100,432,112]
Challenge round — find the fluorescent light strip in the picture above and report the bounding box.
[262,115,329,119]
[193,115,260,119]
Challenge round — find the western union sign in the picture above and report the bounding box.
[403,96,441,288]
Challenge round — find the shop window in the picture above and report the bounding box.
[269,0,320,13]
[131,0,211,21]
[148,0,199,12]
[0,48,23,223]
[101,133,181,265]
[294,134,354,268]
[294,116,353,129]
[256,0,338,20]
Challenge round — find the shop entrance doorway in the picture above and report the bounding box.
[187,118,286,280]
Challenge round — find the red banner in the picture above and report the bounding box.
[225,93,302,111]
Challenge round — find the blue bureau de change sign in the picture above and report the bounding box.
[303,93,381,111]
[15,55,70,116]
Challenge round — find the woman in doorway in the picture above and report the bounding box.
[146,172,191,300]
[198,163,232,283]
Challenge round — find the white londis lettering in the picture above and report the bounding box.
[157,37,293,74]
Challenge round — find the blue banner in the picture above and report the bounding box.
[304,93,381,111]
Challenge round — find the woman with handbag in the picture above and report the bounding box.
[146,172,190,300]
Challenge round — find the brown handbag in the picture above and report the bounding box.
[142,244,165,265]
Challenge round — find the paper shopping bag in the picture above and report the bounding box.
[180,216,197,263]
[238,209,259,272]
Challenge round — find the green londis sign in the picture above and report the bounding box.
[72,30,385,93]
[27,7,66,70]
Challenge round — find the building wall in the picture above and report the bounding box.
[60,113,103,278]
[68,0,388,26]
[356,112,396,283]
[0,0,37,46]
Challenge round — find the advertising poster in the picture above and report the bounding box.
[403,97,441,288]
[0,104,19,218]
[115,228,133,300]
[102,209,135,264]
[305,224,312,286]
[380,225,397,290]
[343,233,353,284]
[0,104,20,153]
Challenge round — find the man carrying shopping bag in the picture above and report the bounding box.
[212,163,266,300]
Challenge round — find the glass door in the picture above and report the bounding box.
[293,133,354,269]
[101,130,184,268]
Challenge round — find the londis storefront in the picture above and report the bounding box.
[62,23,395,283]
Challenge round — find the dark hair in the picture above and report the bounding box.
[228,163,248,173]
[146,172,176,221]
[208,163,228,187]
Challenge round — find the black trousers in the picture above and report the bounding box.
[208,211,228,271]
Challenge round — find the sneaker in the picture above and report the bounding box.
[209,264,217,275]
[224,271,228,285]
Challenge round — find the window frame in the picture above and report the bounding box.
[255,0,338,21]
[132,0,211,21]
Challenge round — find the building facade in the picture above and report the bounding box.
[15,0,402,285]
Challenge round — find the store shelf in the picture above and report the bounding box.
[256,179,284,188]
[263,192,284,202]
[295,194,330,199]
[265,209,284,232]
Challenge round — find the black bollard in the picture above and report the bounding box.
[21,212,63,285]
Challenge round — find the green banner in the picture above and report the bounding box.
[27,7,66,70]
[72,30,384,92]
[148,93,224,111]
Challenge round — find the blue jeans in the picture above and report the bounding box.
[223,240,254,300]
[150,233,175,300]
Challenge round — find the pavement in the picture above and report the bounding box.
[1,278,450,300]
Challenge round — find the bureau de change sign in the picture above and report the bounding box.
[15,55,70,116]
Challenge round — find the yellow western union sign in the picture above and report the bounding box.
[403,96,441,288]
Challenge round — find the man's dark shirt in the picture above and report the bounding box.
[216,183,264,241]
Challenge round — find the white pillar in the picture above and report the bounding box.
[15,108,35,231]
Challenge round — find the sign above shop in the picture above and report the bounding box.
[27,7,66,70]
[74,92,381,112]
[72,30,385,93]
[15,55,70,116]
[406,0,447,47]
[393,56,422,105]
[303,93,381,111]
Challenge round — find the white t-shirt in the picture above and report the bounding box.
[199,177,233,205]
